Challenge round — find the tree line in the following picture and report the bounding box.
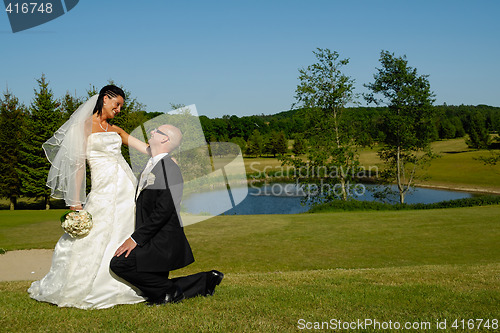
[1,50,500,209]
[201,104,500,153]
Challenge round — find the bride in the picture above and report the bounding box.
[28,85,149,309]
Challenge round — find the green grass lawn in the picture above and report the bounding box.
[357,138,500,192]
[0,210,66,250]
[1,207,499,332]
[422,150,500,192]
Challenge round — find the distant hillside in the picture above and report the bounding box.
[144,104,500,143]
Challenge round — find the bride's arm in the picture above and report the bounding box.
[124,133,151,155]
[114,126,150,155]
[70,165,85,210]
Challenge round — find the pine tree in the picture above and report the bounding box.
[0,90,25,210]
[465,111,491,149]
[292,134,306,155]
[18,74,62,209]
[275,131,288,156]
[262,133,274,156]
[246,129,263,157]
[267,131,288,157]
[61,91,83,121]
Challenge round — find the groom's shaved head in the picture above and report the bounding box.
[159,125,182,151]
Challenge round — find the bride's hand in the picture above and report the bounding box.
[70,205,83,211]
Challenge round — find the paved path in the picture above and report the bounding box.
[0,249,53,282]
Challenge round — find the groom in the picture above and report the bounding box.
[111,124,224,305]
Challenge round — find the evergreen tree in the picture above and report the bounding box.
[18,74,62,209]
[439,118,456,139]
[209,134,218,143]
[262,134,272,156]
[271,131,288,156]
[61,91,83,121]
[465,111,490,149]
[262,132,276,156]
[451,116,466,138]
[246,129,263,157]
[292,134,307,155]
[0,90,25,210]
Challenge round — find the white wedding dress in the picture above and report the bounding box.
[28,132,145,309]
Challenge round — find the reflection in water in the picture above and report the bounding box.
[182,182,475,215]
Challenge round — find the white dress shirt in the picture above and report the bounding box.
[137,153,169,194]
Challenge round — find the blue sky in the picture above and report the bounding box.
[1,0,499,117]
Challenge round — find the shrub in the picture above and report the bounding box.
[308,195,500,213]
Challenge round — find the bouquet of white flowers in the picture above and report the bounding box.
[60,210,93,238]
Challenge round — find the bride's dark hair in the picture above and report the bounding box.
[93,85,125,116]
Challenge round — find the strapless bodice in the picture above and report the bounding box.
[87,132,122,158]
[86,132,137,193]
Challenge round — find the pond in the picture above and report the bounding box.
[181,182,480,215]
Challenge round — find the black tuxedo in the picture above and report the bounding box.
[132,156,194,272]
[111,155,210,302]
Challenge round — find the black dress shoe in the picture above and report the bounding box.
[146,286,185,306]
[165,286,185,304]
[146,299,168,307]
[206,270,224,296]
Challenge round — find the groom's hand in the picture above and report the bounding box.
[114,237,137,258]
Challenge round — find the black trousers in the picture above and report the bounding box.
[110,249,208,302]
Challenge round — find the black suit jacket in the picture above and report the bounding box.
[132,155,194,272]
